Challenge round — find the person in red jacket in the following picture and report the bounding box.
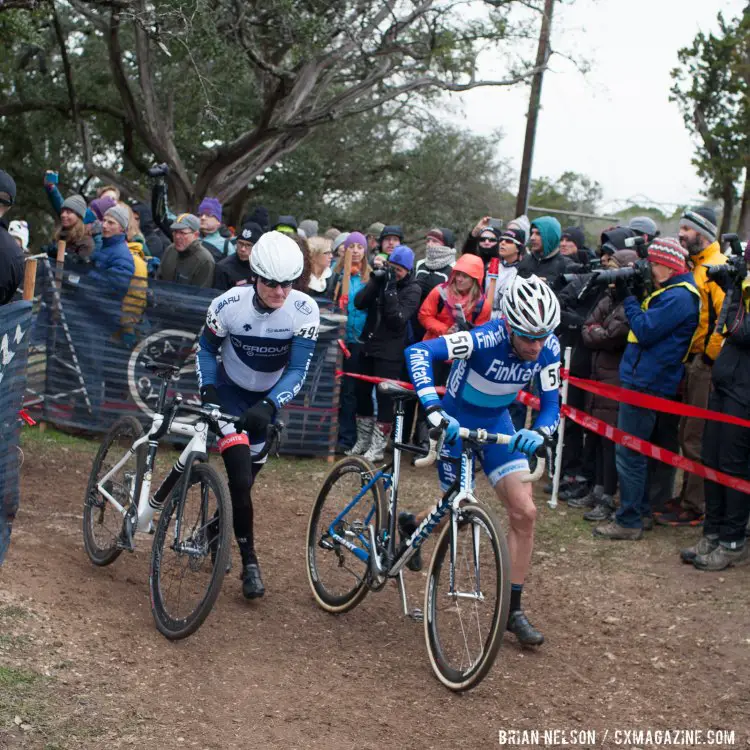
[418,253,492,340]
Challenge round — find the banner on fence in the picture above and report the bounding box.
[0,300,34,565]
[27,261,344,456]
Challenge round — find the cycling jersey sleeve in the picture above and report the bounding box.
[405,322,501,410]
[195,299,227,389]
[532,336,562,437]
[265,305,321,409]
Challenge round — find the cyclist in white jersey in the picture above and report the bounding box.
[196,231,320,598]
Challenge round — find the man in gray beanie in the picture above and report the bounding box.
[628,216,659,241]
[104,204,130,234]
[654,207,725,527]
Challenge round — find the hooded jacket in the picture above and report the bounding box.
[157,239,216,288]
[619,271,701,397]
[89,233,135,300]
[354,266,421,361]
[418,254,491,340]
[687,241,726,362]
[517,216,571,288]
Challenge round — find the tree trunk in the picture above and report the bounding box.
[737,168,750,239]
[720,179,736,238]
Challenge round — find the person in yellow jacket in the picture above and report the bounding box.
[655,207,725,527]
[116,238,149,347]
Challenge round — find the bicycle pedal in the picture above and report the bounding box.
[115,536,135,553]
[408,608,423,622]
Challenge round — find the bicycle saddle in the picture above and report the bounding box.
[377,381,415,398]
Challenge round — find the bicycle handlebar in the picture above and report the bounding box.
[153,401,284,461]
[414,425,547,483]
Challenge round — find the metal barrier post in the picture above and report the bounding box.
[549,346,571,509]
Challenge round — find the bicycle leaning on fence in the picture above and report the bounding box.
[305,380,546,692]
[81,361,280,640]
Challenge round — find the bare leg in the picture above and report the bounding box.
[494,472,536,584]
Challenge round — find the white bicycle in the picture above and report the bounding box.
[82,361,279,640]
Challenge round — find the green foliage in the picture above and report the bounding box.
[670,7,750,230]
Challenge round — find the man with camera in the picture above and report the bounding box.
[594,238,700,541]
[655,208,726,526]
[681,239,750,570]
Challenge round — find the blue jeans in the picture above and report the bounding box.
[615,401,679,528]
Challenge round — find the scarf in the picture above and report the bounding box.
[424,244,457,271]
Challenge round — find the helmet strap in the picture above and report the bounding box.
[252,280,275,314]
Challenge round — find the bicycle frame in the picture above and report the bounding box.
[324,397,478,590]
[95,376,209,535]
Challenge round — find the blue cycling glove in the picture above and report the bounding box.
[426,408,460,445]
[508,428,544,457]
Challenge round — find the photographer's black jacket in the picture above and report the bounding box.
[0,219,24,305]
[354,270,421,362]
[712,288,750,406]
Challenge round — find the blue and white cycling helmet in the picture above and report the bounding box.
[501,274,560,338]
[250,230,304,283]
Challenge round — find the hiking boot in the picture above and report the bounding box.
[240,560,265,599]
[593,520,643,541]
[567,490,599,509]
[398,511,422,572]
[363,422,389,463]
[693,544,748,572]
[680,535,719,564]
[346,417,375,456]
[559,482,590,502]
[654,509,704,527]
[507,610,544,647]
[584,495,615,522]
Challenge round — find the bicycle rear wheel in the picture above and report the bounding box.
[424,502,510,691]
[306,456,385,614]
[149,462,232,640]
[82,416,145,566]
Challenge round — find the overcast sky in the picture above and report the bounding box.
[459,0,745,215]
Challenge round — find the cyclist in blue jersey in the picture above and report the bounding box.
[404,274,561,646]
[196,231,320,599]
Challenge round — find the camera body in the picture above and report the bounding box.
[148,163,170,179]
[705,233,747,289]
[592,258,652,293]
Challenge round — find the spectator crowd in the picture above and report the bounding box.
[1,163,749,573]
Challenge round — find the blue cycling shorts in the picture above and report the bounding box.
[437,407,529,491]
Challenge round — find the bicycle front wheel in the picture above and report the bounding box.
[149,462,232,640]
[424,502,510,692]
[83,416,145,566]
[306,456,385,614]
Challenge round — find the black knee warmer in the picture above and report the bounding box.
[221,444,254,542]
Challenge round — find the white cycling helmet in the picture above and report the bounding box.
[501,274,560,337]
[250,230,304,282]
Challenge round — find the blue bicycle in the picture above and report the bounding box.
[305,382,544,691]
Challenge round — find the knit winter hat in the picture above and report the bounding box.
[424,243,457,271]
[238,221,263,244]
[389,245,414,271]
[344,231,367,249]
[299,219,319,238]
[647,237,688,274]
[366,222,385,238]
[62,194,87,219]
[499,228,525,248]
[198,197,222,222]
[90,196,116,221]
[629,216,658,238]
[379,224,404,242]
[507,214,531,239]
[274,215,298,232]
[332,232,349,253]
[562,226,586,250]
[8,220,29,250]
[680,207,718,243]
[105,204,129,233]
[425,228,446,246]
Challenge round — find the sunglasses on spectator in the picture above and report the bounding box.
[257,276,294,289]
[479,236,498,242]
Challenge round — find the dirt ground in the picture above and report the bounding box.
[1,428,749,750]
